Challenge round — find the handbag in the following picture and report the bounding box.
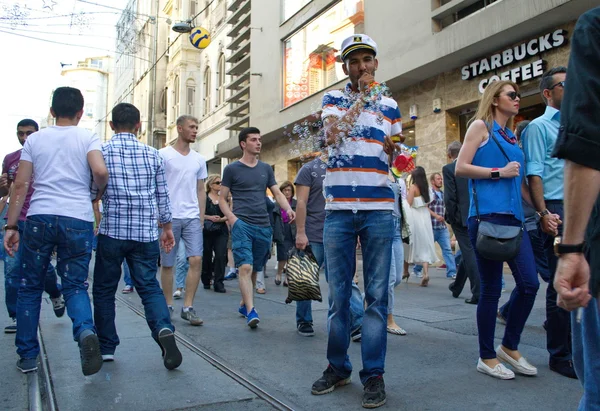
[285,246,322,303]
[473,132,524,261]
[204,219,223,232]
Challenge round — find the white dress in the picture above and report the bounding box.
[403,195,439,264]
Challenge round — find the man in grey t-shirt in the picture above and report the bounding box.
[294,157,364,337]
[219,127,295,329]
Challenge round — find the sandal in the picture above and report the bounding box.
[420,276,429,287]
[402,272,410,282]
[256,288,266,294]
[275,276,281,286]
[387,326,407,336]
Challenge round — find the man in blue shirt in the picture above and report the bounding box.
[92,103,182,370]
[523,66,575,379]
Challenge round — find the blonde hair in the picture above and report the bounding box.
[470,80,519,132]
[205,174,221,193]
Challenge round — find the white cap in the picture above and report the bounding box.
[340,34,378,61]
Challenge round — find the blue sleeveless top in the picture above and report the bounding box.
[468,121,525,222]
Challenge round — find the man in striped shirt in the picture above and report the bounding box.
[311,34,401,409]
[92,103,182,370]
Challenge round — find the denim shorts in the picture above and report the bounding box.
[160,218,203,267]
[231,218,272,271]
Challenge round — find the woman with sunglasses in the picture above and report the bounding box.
[456,80,540,380]
[201,174,229,293]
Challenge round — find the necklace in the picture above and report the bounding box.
[498,127,517,145]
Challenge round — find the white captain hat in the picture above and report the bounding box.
[340,34,378,61]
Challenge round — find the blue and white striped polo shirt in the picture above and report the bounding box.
[322,83,402,211]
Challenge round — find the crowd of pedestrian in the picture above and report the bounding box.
[2,14,600,410]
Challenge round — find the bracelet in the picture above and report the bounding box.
[3,224,18,232]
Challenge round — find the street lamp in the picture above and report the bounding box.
[172,20,193,33]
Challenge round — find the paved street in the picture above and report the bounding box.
[1,259,583,410]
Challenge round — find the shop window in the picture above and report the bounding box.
[282,0,364,108]
[403,126,416,147]
[282,0,311,22]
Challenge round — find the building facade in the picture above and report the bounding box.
[114,0,169,148]
[217,0,599,184]
[60,56,113,141]
[163,0,230,175]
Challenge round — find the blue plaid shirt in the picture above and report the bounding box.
[97,133,172,242]
[428,189,446,230]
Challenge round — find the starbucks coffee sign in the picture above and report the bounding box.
[461,29,567,93]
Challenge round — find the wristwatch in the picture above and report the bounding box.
[554,237,585,256]
[537,209,550,218]
[3,224,18,232]
[490,168,500,180]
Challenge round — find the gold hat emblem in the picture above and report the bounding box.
[353,36,362,42]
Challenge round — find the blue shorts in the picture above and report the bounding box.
[231,219,272,272]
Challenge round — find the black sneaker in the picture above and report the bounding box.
[362,376,386,409]
[78,329,103,376]
[311,366,351,395]
[4,318,16,334]
[158,328,182,370]
[351,327,362,342]
[17,358,38,373]
[297,322,315,337]
[51,295,66,317]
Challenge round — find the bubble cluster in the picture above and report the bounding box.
[283,82,393,203]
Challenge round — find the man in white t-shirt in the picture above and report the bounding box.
[3,87,109,376]
[159,115,207,326]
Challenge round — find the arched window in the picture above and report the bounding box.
[217,53,226,106]
[186,79,196,116]
[203,67,211,116]
[173,75,180,120]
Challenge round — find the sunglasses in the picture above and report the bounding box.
[17,130,35,137]
[213,181,222,185]
[548,81,565,90]
[504,91,521,101]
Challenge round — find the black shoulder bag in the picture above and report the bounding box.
[473,133,524,261]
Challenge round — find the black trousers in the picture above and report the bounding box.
[450,224,480,299]
[201,230,229,291]
[544,201,572,364]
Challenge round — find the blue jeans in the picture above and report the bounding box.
[16,215,94,359]
[414,227,456,277]
[324,210,393,385]
[296,242,364,331]
[92,235,174,355]
[175,241,189,289]
[123,261,132,286]
[468,214,539,359]
[4,220,62,318]
[499,224,550,318]
[572,299,600,411]
[389,217,404,314]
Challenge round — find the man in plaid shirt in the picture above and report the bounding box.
[414,173,457,281]
[91,103,182,370]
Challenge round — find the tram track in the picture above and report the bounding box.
[114,294,295,411]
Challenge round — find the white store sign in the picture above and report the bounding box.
[460,29,568,93]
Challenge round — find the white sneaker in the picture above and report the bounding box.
[173,289,182,299]
[496,346,538,376]
[102,354,114,362]
[477,358,515,380]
